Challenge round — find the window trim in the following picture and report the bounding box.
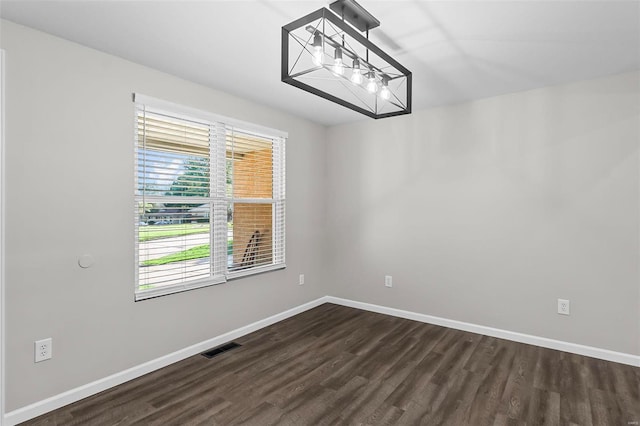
[132,94,288,140]
[133,94,287,301]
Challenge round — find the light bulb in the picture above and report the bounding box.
[380,85,390,100]
[351,69,363,85]
[332,48,344,75]
[312,33,323,66]
[380,75,390,100]
[366,72,378,93]
[332,59,344,75]
[313,46,323,66]
[351,59,363,85]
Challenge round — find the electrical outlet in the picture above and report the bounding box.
[299,274,305,285]
[557,299,570,316]
[385,275,393,288]
[35,338,52,362]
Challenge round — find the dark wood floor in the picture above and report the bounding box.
[22,303,639,425]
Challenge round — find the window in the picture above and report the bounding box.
[134,95,286,300]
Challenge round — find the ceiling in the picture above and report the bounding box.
[1,1,638,126]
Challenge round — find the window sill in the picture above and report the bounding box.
[135,263,286,301]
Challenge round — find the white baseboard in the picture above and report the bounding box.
[326,296,640,368]
[3,296,329,426]
[6,295,639,425]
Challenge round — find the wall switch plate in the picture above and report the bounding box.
[385,275,393,288]
[557,299,570,316]
[35,338,52,362]
[299,274,304,285]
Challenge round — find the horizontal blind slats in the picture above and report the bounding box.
[135,103,285,298]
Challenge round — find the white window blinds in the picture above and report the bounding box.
[226,127,286,278]
[134,97,286,300]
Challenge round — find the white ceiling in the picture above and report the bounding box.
[1,1,638,126]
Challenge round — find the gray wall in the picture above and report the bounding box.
[1,20,327,411]
[326,71,639,357]
[2,18,639,414]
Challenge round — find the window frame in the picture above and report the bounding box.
[133,94,287,301]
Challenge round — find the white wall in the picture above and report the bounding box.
[0,20,327,411]
[326,72,640,357]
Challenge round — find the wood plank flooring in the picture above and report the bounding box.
[21,303,640,425]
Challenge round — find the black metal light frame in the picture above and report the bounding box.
[282,6,412,119]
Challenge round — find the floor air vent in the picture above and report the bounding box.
[201,342,241,359]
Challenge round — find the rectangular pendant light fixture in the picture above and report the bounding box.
[281,0,412,119]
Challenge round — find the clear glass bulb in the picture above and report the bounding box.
[380,85,390,100]
[366,75,378,93]
[312,46,323,66]
[351,68,363,85]
[332,58,344,75]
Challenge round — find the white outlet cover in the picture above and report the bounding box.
[385,275,392,287]
[35,338,52,362]
[557,299,570,315]
[299,274,304,285]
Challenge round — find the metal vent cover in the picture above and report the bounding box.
[201,342,241,359]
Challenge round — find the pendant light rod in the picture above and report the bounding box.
[366,29,369,63]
